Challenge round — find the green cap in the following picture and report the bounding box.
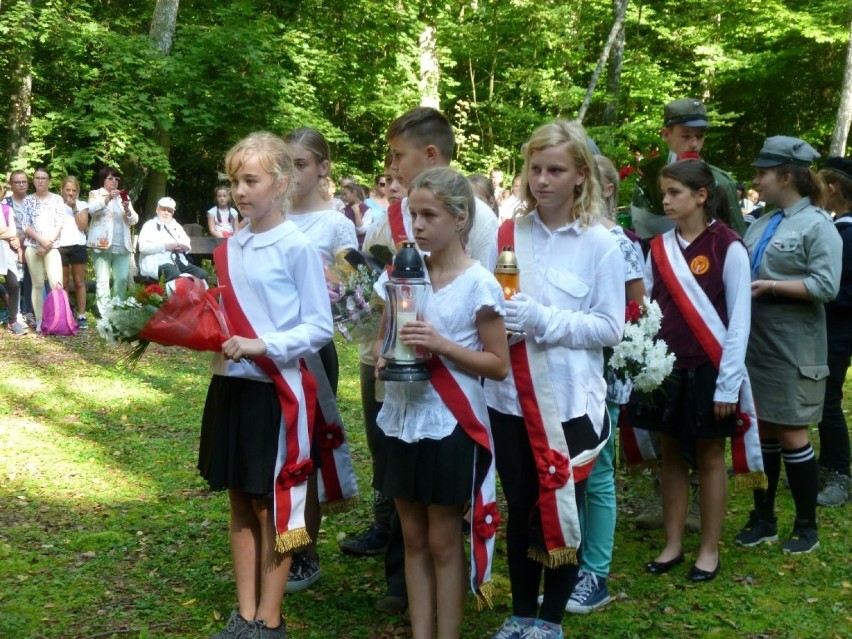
[752,136,820,168]
[664,98,708,128]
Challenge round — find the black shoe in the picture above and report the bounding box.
[340,526,389,556]
[734,510,778,547]
[687,560,721,582]
[781,519,819,554]
[645,552,684,575]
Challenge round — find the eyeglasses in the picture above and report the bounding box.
[106,176,120,182]
[34,176,49,181]
[11,181,27,185]
[377,182,387,186]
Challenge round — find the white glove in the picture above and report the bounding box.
[505,293,544,334]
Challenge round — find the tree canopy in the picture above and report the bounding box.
[2,0,850,222]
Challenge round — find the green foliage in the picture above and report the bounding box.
[1,0,849,215]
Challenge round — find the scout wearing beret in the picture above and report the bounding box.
[630,98,746,239]
[736,136,842,554]
[812,157,852,507]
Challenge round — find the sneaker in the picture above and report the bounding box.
[817,470,851,507]
[35,321,41,334]
[254,619,288,639]
[23,312,36,328]
[522,620,564,639]
[77,315,89,329]
[340,526,389,556]
[491,616,534,639]
[685,486,701,533]
[285,553,321,593]
[781,519,819,554]
[8,321,27,335]
[734,510,778,547]
[565,571,611,614]
[634,503,663,530]
[209,610,254,639]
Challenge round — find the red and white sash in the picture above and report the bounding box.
[301,353,359,513]
[214,241,313,553]
[423,286,498,609]
[387,200,407,251]
[498,218,608,567]
[650,232,766,488]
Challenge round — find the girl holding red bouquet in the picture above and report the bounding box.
[199,131,332,639]
[633,158,751,582]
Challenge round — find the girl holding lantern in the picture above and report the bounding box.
[486,120,624,639]
[374,167,509,639]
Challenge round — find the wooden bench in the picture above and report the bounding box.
[187,235,224,261]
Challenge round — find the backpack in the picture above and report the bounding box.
[41,288,79,336]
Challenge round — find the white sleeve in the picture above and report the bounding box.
[715,241,751,403]
[468,199,499,271]
[534,243,626,348]
[334,216,359,254]
[643,252,655,297]
[260,243,334,365]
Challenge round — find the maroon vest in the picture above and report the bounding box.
[651,224,740,368]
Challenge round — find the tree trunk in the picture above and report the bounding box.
[418,23,439,109]
[829,19,852,156]
[577,0,629,123]
[150,0,179,54]
[144,0,180,215]
[5,0,33,165]
[602,0,626,126]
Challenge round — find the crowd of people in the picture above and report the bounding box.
[2,99,851,639]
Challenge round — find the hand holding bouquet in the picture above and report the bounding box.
[608,297,675,396]
[325,249,386,342]
[97,276,233,370]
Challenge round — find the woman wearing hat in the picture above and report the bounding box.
[86,166,138,312]
[735,136,842,554]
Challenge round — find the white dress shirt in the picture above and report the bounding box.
[484,212,625,422]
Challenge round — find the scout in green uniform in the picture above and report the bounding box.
[630,98,745,239]
[735,136,842,554]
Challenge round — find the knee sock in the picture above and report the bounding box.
[782,444,818,529]
[754,439,781,520]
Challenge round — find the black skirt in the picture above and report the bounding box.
[373,424,475,507]
[198,375,282,498]
[627,363,738,440]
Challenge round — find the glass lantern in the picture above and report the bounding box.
[494,245,520,300]
[378,242,431,382]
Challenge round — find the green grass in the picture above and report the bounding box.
[0,330,850,638]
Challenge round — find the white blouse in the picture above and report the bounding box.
[286,209,357,263]
[377,262,505,443]
[211,220,334,380]
[484,212,625,425]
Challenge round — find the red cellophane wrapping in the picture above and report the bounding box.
[139,276,232,351]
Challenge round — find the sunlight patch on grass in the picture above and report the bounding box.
[0,419,160,503]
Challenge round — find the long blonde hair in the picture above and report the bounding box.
[519,119,604,227]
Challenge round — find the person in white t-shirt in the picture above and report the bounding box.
[207,186,240,238]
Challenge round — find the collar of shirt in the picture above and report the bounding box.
[236,218,295,248]
[531,209,583,236]
[781,196,812,218]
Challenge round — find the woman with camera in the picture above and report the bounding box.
[86,166,138,313]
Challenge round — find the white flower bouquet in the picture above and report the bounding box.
[607,297,675,400]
